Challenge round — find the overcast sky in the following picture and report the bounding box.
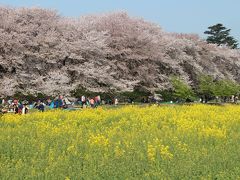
[0,0,239,41]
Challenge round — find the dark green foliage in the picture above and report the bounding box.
[214,80,239,97]
[197,75,216,102]
[71,85,152,103]
[119,91,151,103]
[9,92,49,103]
[204,23,238,49]
[156,90,175,102]
[197,74,240,102]
[170,76,196,102]
[118,86,150,103]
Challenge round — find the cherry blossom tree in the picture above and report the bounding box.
[0,7,239,96]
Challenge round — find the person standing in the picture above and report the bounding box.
[38,102,45,112]
[18,103,23,114]
[81,95,86,107]
[22,105,29,115]
[114,98,118,106]
[94,95,101,107]
[1,98,5,105]
[50,100,55,109]
[90,98,95,108]
[14,104,18,114]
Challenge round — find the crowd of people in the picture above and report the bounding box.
[0,99,29,115]
[0,95,119,115]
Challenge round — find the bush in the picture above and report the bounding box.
[170,76,196,102]
[155,90,175,102]
[197,74,240,102]
[197,75,216,102]
[119,87,152,103]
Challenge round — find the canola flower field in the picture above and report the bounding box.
[0,105,240,179]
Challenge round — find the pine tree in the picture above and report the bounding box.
[204,23,238,49]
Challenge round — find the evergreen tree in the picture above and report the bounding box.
[204,23,238,49]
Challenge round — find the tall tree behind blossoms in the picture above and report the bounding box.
[204,23,238,49]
